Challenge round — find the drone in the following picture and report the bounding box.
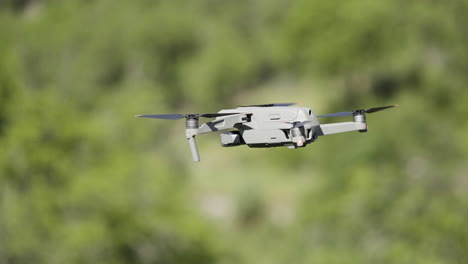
[136,103,397,162]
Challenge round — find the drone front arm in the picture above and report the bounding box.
[195,114,250,135]
[184,114,249,162]
[318,122,367,136]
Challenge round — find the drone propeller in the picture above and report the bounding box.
[135,114,185,120]
[317,105,398,118]
[135,113,242,120]
[239,103,296,107]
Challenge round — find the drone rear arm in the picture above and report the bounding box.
[318,122,367,136]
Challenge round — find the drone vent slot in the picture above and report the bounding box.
[269,114,281,120]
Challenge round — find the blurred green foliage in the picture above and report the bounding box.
[1,0,468,263]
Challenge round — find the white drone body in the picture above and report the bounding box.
[136,103,397,162]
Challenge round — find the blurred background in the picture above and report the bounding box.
[1,0,468,263]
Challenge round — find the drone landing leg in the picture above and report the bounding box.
[185,117,201,162]
[187,136,200,162]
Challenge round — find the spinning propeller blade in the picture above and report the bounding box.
[317,112,353,118]
[135,113,242,120]
[200,113,242,118]
[239,103,296,107]
[365,105,398,113]
[135,114,185,120]
[318,105,398,117]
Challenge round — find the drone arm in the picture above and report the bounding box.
[318,122,367,136]
[183,114,249,162]
[196,114,250,135]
